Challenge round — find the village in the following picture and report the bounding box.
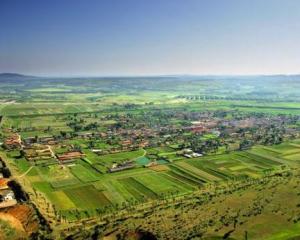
[1,110,299,173]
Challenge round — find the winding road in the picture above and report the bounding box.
[16,166,34,178]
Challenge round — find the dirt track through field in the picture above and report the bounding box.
[16,166,33,178]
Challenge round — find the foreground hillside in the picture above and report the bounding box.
[101,169,300,240]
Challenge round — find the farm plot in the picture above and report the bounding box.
[187,160,234,180]
[230,152,274,169]
[36,165,80,188]
[118,177,157,201]
[165,170,201,187]
[31,182,75,210]
[134,172,189,196]
[95,180,129,205]
[283,153,300,161]
[161,173,195,192]
[0,103,98,116]
[266,142,300,161]
[0,104,40,116]
[49,191,76,210]
[82,149,100,163]
[4,115,70,130]
[245,148,285,165]
[91,163,107,174]
[64,185,111,209]
[149,164,170,172]
[69,164,100,183]
[94,149,145,166]
[197,151,281,178]
[169,165,207,183]
[50,178,80,188]
[3,116,73,138]
[164,163,209,187]
[146,146,175,155]
[261,141,300,162]
[265,143,299,154]
[146,147,181,162]
[175,161,221,182]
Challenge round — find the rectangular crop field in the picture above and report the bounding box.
[70,164,100,182]
[118,177,157,200]
[64,185,111,209]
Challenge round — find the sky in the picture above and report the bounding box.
[1,0,300,76]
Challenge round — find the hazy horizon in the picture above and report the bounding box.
[2,72,300,79]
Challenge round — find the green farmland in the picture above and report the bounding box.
[10,139,299,220]
[0,74,300,239]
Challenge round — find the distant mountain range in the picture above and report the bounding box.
[1,72,300,80]
[0,73,37,80]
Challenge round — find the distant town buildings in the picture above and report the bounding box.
[3,133,22,150]
[57,151,85,164]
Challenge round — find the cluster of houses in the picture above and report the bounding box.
[22,144,55,164]
[119,139,149,150]
[56,151,85,164]
[184,120,219,134]
[24,144,86,165]
[2,132,90,167]
[10,133,86,166]
[1,112,298,176]
[23,136,57,145]
[3,133,22,150]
